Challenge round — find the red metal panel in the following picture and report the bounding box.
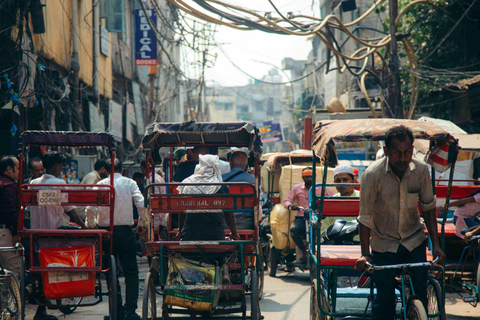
[435,185,480,199]
[319,199,360,216]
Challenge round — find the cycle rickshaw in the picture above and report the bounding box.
[141,121,263,320]
[17,131,118,319]
[0,244,23,319]
[308,119,459,319]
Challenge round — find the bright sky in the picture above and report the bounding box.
[198,0,320,86]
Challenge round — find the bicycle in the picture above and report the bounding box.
[0,243,23,320]
[365,257,441,320]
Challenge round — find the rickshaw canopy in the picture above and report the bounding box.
[264,149,319,172]
[313,119,459,172]
[20,131,115,151]
[142,121,263,157]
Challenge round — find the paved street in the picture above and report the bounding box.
[24,258,478,319]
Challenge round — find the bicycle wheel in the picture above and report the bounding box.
[267,243,278,277]
[0,271,21,320]
[142,272,157,320]
[250,267,261,320]
[57,297,82,314]
[427,279,446,320]
[476,262,480,303]
[406,299,428,320]
[310,279,330,320]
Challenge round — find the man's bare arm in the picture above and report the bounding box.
[355,223,372,271]
[423,208,446,264]
[66,209,87,229]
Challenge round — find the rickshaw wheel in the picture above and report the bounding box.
[20,256,25,320]
[142,272,157,320]
[57,297,82,314]
[406,299,428,320]
[267,244,278,277]
[258,267,264,300]
[0,271,21,320]
[250,267,260,320]
[108,255,118,320]
[476,262,480,303]
[310,279,320,320]
[426,279,446,320]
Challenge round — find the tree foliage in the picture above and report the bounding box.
[390,0,480,118]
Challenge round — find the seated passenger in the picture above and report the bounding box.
[172,146,210,182]
[222,149,256,229]
[177,154,240,241]
[29,151,86,230]
[464,225,480,243]
[436,190,480,239]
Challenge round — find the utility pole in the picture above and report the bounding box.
[387,0,403,119]
[71,0,81,130]
[93,0,100,107]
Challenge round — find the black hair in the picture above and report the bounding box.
[385,125,414,149]
[302,167,313,172]
[94,159,107,171]
[107,159,122,172]
[42,152,66,170]
[0,156,16,174]
[140,160,147,168]
[208,146,218,155]
[132,172,145,180]
[28,157,42,170]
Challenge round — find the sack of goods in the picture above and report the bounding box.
[164,257,220,312]
[269,204,296,250]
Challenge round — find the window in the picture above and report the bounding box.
[102,0,125,33]
[224,103,233,110]
[215,103,222,111]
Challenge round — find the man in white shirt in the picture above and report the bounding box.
[29,152,86,230]
[86,159,144,320]
[140,160,166,239]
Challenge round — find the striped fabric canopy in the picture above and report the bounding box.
[312,119,459,172]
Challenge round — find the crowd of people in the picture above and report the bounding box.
[1,125,480,320]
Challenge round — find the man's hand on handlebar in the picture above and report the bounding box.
[355,255,373,272]
[432,247,446,264]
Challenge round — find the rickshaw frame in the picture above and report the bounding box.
[141,121,263,320]
[17,131,118,320]
[309,119,460,319]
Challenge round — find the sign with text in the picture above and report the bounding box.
[255,120,283,143]
[109,100,123,142]
[38,190,61,206]
[135,9,157,65]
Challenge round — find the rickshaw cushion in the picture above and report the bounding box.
[318,245,434,266]
[319,199,360,216]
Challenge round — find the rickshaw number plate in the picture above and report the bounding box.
[38,190,67,206]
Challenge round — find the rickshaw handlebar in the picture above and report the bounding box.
[0,243,24,252]
[365,257,439,271]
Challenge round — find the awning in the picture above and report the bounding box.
[20,131,115,151]
[142,121,263,156]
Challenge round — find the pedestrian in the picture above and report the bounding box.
[25,157,45,183]
[0,156,21,280]
[81,159,109,184]
[354,125,445,319]
[140,159,166,239]
[77,159,109,219]
[86,159,145,320]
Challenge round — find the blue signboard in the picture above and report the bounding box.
[255,120,283,143]
[135,9,157,65]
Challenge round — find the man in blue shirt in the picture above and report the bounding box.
[222,150,256,229]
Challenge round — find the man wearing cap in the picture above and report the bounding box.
[322,165,361,232]
[284,167,334,265]
[222,149,256,229]
[333,165,360,198]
